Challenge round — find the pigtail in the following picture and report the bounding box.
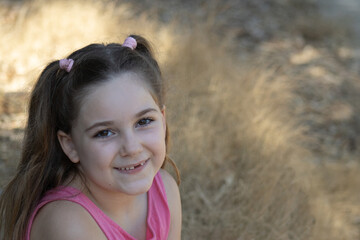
[130,35,161,76]
[0,61,72,240]
[130,35,155,58]
[128,35,165,104]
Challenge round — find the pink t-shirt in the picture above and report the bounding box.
[25,172,170,240]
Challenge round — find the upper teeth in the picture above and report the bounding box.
[119,162,145,171]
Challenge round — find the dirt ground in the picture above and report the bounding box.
[1,0,360,239]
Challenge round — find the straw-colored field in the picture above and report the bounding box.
[1,0,360,239]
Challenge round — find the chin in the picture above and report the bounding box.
[120,177,155,196]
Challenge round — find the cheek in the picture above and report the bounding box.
[77,140,117,165]
[143,129,166,154]
[157,137,167,161]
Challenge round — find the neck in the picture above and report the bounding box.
[69,176,146,220]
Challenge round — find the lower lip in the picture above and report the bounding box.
[115,159,149,174]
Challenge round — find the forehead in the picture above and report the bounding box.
[76,72,159,125]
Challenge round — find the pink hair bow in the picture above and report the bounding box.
[122,37,137,50]
[59,58,74,72]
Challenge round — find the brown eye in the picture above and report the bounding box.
[136,118,153,127]
[94,130,114,138]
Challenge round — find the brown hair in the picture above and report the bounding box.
[0,35,179,240]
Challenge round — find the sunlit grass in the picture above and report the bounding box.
[0,0,175,92]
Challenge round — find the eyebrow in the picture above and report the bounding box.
[85,121,114,132]
[135,108,158,118]
[84,108,159,132]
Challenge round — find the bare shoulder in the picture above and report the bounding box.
[159,169,179,193]
[159,169,181,206]
[159,169,182,240]
[30,200,106,240]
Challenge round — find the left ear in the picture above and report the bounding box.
[161,105,166,131]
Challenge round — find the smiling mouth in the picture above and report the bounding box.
[115,159,149,171]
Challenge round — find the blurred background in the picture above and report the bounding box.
[1,0,360,239]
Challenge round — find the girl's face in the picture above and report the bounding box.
[58,72,166,196]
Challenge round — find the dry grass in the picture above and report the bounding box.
[1,0,360,239]
[164,31,314,239]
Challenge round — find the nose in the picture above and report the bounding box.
[119,130,143,157]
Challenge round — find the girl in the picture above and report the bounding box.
[0,35,181,240]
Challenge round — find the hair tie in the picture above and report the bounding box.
[59,58,74,72]
[122,37,137,50]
